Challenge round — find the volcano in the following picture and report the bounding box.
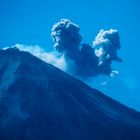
[0,47,140,140]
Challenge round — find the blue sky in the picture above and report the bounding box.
[0,0,140,111]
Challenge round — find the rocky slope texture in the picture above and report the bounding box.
[0,48,140,140]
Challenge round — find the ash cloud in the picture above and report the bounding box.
[3,19,122,79]
[93,29,122,64]
[51,19,82,60]
[51,19,122,77]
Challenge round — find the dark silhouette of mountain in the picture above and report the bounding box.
[0,47,140,140]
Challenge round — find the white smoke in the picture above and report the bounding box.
[12,44,67,71]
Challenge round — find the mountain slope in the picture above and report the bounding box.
[0,48,140,140]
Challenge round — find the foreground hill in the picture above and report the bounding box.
[0,48,140,140]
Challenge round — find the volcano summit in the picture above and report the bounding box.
[0,48,140,140]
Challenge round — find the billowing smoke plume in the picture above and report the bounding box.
[3,19,122,79]
[51,19,122,77]
[51,19,82,60]
[93,29,122,65]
